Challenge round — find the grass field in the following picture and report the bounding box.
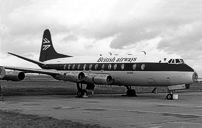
[0,110,107,128]
[0,75,202,96]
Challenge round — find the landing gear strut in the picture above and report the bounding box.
[76,83,88,98]
[125,86,137,97]
[151,87,157,93]
[0,81,4,101]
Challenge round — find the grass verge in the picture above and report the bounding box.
[0,110,108,128]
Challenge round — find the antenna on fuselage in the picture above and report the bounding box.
[142,51,146,55]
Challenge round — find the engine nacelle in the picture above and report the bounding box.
[1,71,25,81]
[52,72,85,82]
[94,74,113,85]
[80,73,114,85]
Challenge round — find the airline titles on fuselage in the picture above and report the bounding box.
[97,57,137,63]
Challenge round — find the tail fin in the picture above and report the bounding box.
[39,29,71,62]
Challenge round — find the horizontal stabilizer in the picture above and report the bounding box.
[8,52,45,67]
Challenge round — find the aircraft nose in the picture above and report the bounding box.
[192,72,198,82]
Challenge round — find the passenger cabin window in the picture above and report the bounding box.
[95,64,98,70]
[114,64,117,70]
[83,64,86,70]
[72,64,75,70]
[68,64,71,70]
[102,64,105,70]
[121,64,124,70]
[64,64,67,70]
[77,64,80,70]
[141,64,145,70]
[89,64,92,70]
[108,64,112,70]
[133,64,136,70]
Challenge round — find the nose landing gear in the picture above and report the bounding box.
[166,85,187,100]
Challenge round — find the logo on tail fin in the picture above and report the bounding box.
[42,38,50,50]
[43,38,50,44]
[43,45,50,50]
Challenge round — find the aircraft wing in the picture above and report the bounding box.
[4,66,59,75]
[8,52,45,67]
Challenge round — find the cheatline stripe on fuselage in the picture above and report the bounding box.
[42,63,194,72]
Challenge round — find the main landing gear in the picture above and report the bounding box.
[0,81,4,101]
[125,86,137,97]
[76,83,88,98]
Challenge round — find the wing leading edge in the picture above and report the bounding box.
[4,66,59,75]
[8,52,45,67]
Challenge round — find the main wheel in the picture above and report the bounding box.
[166,94,173,100]
[126,89,137,96]
[77,90,83,98]
[77,89,88,98]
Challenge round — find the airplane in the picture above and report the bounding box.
[0,29,198,100]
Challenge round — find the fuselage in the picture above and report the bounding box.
[40,55,196,87]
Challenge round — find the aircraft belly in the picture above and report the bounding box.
[105,71,194,87]
[53,70,194,87]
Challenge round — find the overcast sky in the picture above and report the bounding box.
[0,0,202,76]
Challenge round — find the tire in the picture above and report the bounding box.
[77,89,88,98]
[126,89,136,96]
[166,94,173,100]
[77,90,83,98]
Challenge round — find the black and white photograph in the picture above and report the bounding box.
[0,0,202,127]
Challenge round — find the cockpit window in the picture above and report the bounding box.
[176,59,180,63]
[168,59,185,64]
[168,59,172,63]
[180,59,184,63]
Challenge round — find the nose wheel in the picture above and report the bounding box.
[166,90,176,100]
[166,94,173,100]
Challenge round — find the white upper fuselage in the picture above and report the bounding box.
[44,55,168,64]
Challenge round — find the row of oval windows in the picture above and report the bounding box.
[63,64,146,70]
